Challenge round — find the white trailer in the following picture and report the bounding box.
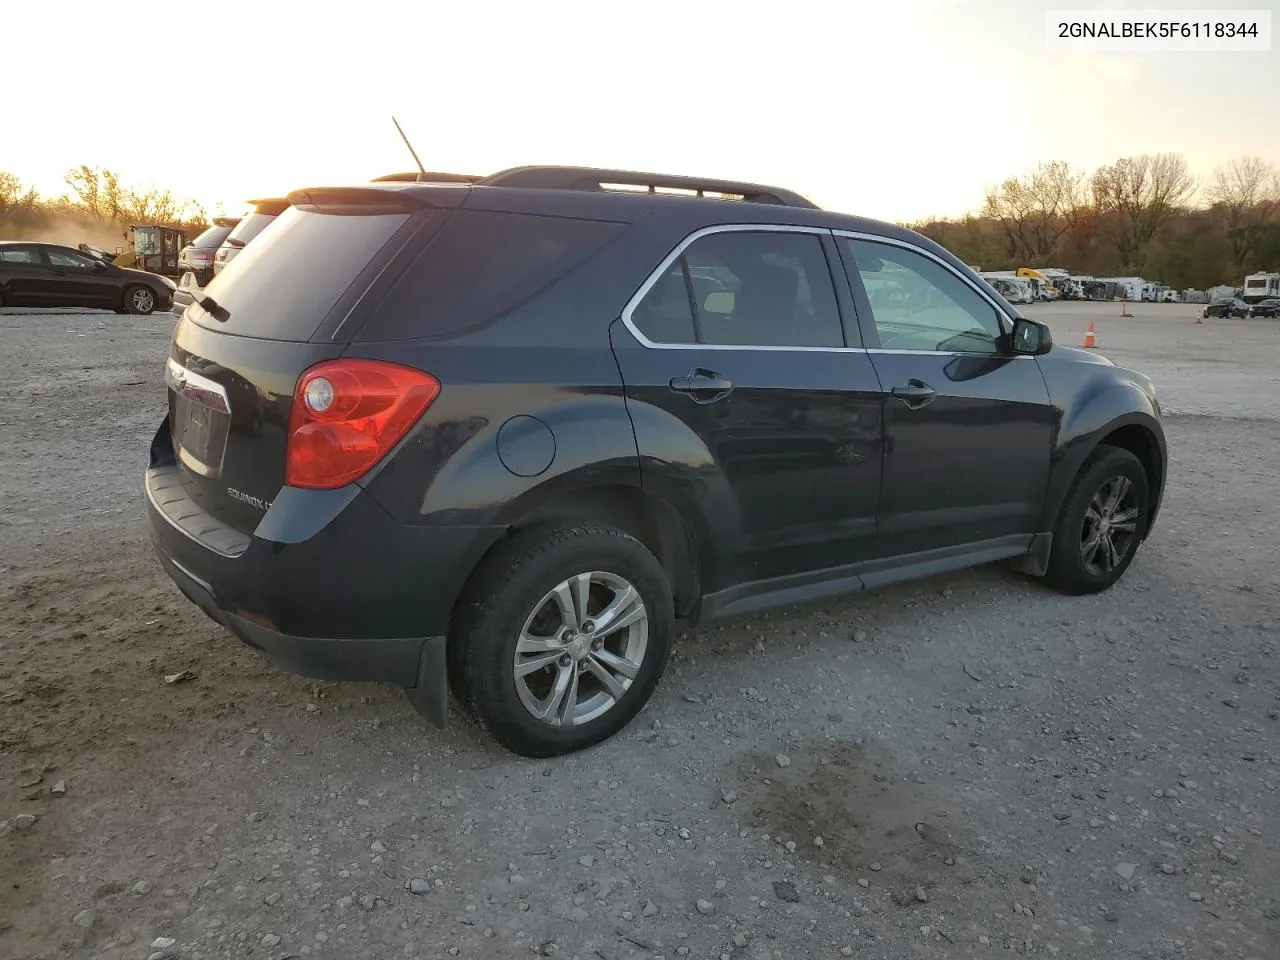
[1242,273,1280,304]
[1099,277,1150,301]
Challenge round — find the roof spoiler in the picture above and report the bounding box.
[287,186,433,213]
[245,197,292,215]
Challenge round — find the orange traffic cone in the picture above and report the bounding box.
[1083,321,1097,348]
[1120,298,1132,318]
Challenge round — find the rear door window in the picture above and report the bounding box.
[629,230,845,348]
[223,212,279,248]
[356,210,626,340]
[190,206,414,342]
[191,224,235,249]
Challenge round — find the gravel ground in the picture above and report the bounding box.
[1,302,1277,960]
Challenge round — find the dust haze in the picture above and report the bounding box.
[0,212,127,252]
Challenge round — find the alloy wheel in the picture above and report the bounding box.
[512,571,649,727]
[1080,475,1140,577]
[132,288,155,313]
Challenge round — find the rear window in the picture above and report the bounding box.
[190,206,411,341]
[190,224,234,249]
[223,211,283,248]
[356,210,626,340]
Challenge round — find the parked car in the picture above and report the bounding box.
[1246,298,1280,318]
[1,240,174,314]
[211,198,290,277]
[1204,297,1249,318]
[144,166,1167,758]
[171,217,241,318]
[178,217,240,284]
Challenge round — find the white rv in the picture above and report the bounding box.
[979,273,1034,303]
[1242,273,1280,304]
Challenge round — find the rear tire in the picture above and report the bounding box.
[1045,444,1150,595]
[449,524,674,758]
[123,285,156,315]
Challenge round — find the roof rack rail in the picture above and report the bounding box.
[372,171,483,183]
[477,166,818,209]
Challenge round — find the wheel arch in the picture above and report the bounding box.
[461,481,700,623]
[1044,407,1166,539]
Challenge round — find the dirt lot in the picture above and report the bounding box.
[1,302,1277,960]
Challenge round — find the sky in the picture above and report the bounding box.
[4,0,1276,223]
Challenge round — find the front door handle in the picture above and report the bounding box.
[890,379,937,409]
[669,369,733,403]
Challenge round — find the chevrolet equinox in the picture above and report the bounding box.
[144,166,1167,757]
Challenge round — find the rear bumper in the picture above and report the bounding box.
[171,289,193,318]
[143,421,505,702]
[155,545,437,685]
[171,272,206,317]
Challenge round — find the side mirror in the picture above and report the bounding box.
[94,260,108,270]
[1010,317,1052,356]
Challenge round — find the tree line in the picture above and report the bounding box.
[4,155,1278,290]
[909,154,1280,291]
[0,166,209,247]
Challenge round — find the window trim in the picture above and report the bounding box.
[620,223,861,353]
[833,230,1024,357]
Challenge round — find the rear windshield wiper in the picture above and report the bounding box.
[195,295,230,323]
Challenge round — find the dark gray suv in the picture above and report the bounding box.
[145,166,1167,757]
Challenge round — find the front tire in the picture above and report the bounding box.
[448,525,674,758]
[123,285,156,315]
[1045,445,1150,595]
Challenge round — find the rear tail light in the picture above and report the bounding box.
[285,359,440,490]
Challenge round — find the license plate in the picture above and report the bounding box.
[174,395,230,477]
[167,359,231,478]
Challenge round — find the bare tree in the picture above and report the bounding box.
[63,165,124,222]
[0,172,40,222]
[117,185,205,227]
[981,161,1087,263]
[1207,156,1280,273]
[62,165,207,239]
[1090,153,1196,271]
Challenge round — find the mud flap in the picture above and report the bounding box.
[403,636,449,727]
[1010,532,1052,577]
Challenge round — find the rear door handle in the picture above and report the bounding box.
[890,379,937,408]
[669,369,733,402]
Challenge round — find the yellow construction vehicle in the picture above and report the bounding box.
[112,225,187,277]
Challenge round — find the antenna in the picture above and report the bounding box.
[391,116,427,182]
